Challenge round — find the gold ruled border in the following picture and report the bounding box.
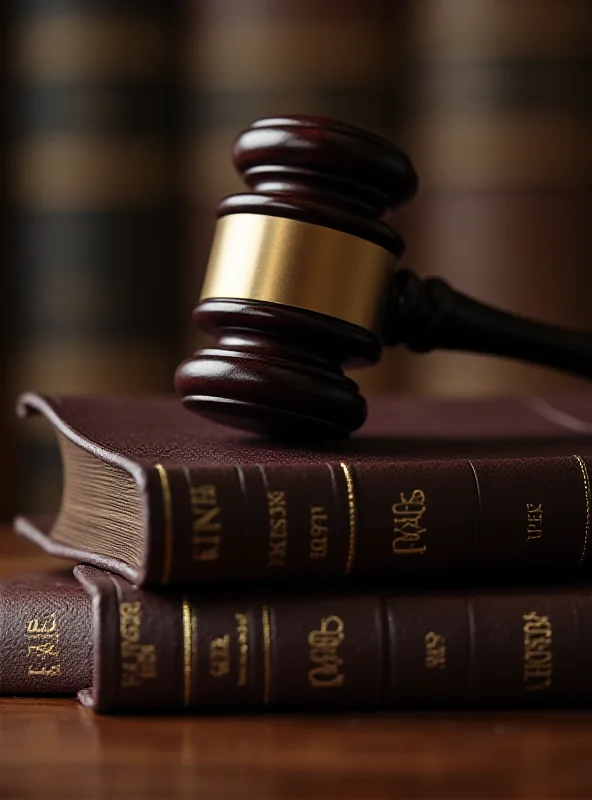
[155,464,173,584]
[574,455,591,566]
[182,599,193,707]
[340,463,357,576]
[262,605,271,705]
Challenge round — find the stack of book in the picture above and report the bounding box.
[5,389,592,712]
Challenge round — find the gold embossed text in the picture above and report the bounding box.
[267,490,288,568]
[308,615,345,688]
[190,484,222,561]
[526,503,543,541]
[392,489,427,555]
[523,611,553,691]
[209,634,230,678]
[235,614,249,686]
[309,506,329,560]
[119,601,158,688]
[26,612,61,678]
[425,631,446,670]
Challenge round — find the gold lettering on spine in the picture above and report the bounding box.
[182,599,194,706]
[262,605,272,704]
[209,635,230,678]
[308,615,345,688]
[309,506,329,560]
[26,612,61,678]
[340,463,357,576]
[119,601,158,688]
[425,632,446,670]
[574,455,591,566]
[235,613,249,687]
[523,611,553,691]
[189,483,222,562]
[267,490,288,568]
[156,464,174,584]
[392,489,427,555]
[526,503,543,540]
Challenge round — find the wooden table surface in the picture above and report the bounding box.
[2,527,592,799]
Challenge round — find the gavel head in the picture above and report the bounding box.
[175,115,418,438]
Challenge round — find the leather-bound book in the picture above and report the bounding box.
[0,571,92,696]
[14,391,592,587]
[75,564,592,712]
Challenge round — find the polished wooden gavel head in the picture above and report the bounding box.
[176,115,592,438]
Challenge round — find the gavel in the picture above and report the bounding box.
[175,115,592,439]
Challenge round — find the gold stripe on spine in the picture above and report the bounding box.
[182,598,193,707]
[340,463,357,576]
[262,605,272,705]
[155,464,173,584]
[200,213,396,336]
[574,455,591,566]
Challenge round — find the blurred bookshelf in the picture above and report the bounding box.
[7,0,182,514]
[369,0,592,397]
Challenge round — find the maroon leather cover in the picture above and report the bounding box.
[15,391,592,586]
[0,570,92,695]
[75,563,592,712]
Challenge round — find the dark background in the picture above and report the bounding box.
[2,0,591,520]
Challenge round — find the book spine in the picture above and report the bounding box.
[9,0,180,514]
[147,455,592,585]
[0,573,93,695]
[76,564,592,712]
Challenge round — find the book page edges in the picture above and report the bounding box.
[15,392,150,584]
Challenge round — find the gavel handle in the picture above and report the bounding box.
[386,268,592,379]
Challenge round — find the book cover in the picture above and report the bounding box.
[0,569,92,695]
[76,563,590,712]
[14,391,592,587]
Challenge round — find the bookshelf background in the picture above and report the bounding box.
[383,0,592,397]
[6,0,182,515]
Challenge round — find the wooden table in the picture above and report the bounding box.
[2,527,592,799]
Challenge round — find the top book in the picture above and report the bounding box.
[14,391,592,587]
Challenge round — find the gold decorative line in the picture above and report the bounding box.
[262,605,272,705]
[574,455,591,566]
[182,598,193,707]
[340,463,357,576]
[155,464,173,584]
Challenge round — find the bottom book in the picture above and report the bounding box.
[74,567,588,712]
[1,567,587,711]
[0,571,92,695]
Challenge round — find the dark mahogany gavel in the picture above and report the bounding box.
[175,115,592,438]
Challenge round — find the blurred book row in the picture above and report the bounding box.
[2,0,591,520]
